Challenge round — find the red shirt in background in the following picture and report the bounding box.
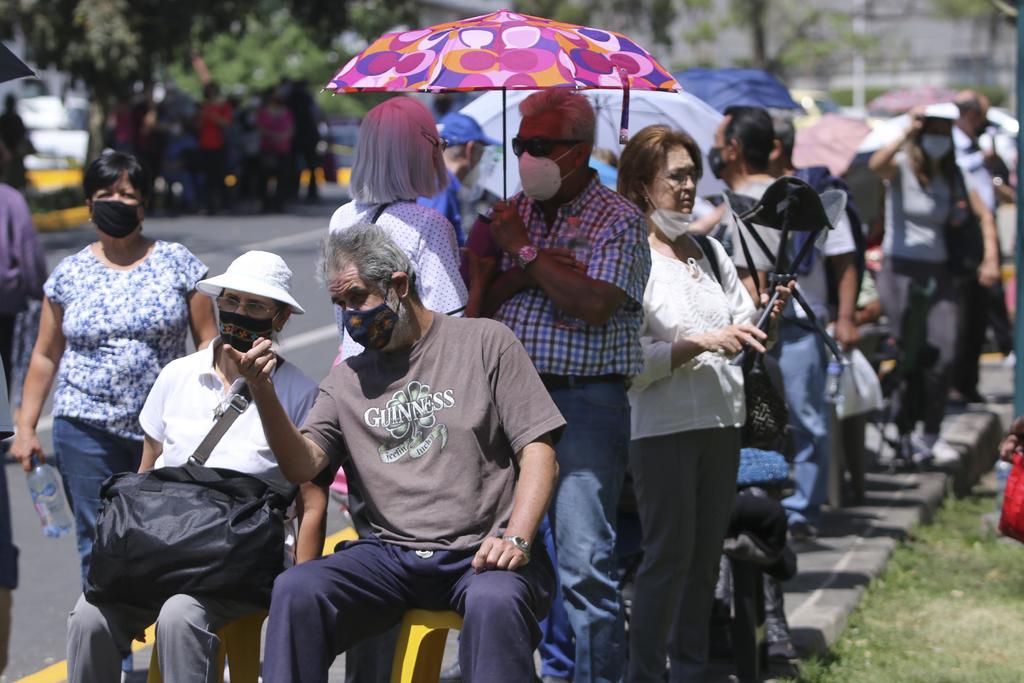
[199,101,233,150]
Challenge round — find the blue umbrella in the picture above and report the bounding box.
[1,43,34,84]
[675,68,801,113]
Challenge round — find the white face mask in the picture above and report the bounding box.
[650,207,693,241]
[920,134,952,160]
[518,147,575,201]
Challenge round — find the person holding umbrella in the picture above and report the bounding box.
[868,104,1000,464]
[484,88,651,683]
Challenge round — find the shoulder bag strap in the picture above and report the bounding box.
[692,235,722,285]
[189,378,252,466]
[371,201,397,224]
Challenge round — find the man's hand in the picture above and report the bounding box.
[978,259,1001,288]
[543,247,587,274]
[472,536,529,573]
[223,338,277,388]
[834,317,861,351]
[761,280,795,324]
[488,201,531,255]
[1000,417,1024,462]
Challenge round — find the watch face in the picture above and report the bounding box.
[517,246,538,267]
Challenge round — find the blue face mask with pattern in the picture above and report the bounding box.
[342,300,399,350]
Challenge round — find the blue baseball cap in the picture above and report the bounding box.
[438,113,500,147]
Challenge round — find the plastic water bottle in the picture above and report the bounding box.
[26,461,73,538]
[825,359,844,404]
[553,216,591,330]
[996,459,1013,514]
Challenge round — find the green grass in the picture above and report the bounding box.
[784,486,1024,683]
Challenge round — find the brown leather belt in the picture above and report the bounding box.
[539,373,626,391]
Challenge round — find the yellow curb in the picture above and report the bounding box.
[32,206,90,232]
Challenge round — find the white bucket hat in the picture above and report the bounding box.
[196,251,305,314]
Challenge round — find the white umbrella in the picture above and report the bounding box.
[460,89,726,199]
[856,102,959,154]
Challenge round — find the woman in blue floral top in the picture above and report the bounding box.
[10,151,218,583]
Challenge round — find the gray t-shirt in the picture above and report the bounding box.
[302,314,565,551]
[882,151,951,264]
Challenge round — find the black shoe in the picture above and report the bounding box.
[766,638,799,662]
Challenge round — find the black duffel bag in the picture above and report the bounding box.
[85,382,295,609]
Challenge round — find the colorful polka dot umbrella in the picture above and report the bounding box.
[326,9,679,195]
[326,9,679,94]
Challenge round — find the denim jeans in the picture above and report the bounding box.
[51,418,143,587]
[537,515,574,680]
[772,321,831,527]
[548,380,630,683]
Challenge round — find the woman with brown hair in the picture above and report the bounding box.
[619,125,788,682]
[869,105,999,464]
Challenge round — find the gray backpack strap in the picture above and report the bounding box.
[189,378,252,466]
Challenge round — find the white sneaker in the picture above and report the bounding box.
[931,438,962,466]
[910,432,936,464]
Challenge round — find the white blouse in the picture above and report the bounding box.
[629,235,758,440]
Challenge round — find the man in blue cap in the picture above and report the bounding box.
[418,112,498,246]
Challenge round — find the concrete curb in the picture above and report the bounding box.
[784,401,1010,662]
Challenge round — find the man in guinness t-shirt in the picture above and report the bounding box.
[228,223,565,683]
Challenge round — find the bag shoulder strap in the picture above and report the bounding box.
[692,234,723,286]
[371,201,397,224]
[190,378,252,466]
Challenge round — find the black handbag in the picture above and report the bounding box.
[945,168,984,277]
[85,381,295,609]
[740,353,789,451]
[694,235,789,450]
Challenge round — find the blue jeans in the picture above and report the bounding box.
[538,516,574,680]
[0,457,18,589]
[52,418,143,587]
[262,537,554,682]
[548,380,630,683]
[772,322,831,527]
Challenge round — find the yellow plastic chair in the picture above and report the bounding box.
[146,609,267,683]
[389,609,463,683]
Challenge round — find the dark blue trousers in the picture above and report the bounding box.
[262,536,555,683]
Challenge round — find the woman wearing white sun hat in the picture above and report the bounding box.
[65,250,324,683]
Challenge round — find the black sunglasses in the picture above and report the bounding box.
[511,136,581,158]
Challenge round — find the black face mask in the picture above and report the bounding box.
[91,200,140,238]
[218,310,275,353]
[707,146,726,180]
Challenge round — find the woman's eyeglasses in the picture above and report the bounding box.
[216,296,276,318]
[511,136,581,158]
[421,130,449,152]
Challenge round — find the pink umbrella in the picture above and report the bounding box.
[867,86,957,115]
[325,9,679,197]
[793,114,871,177]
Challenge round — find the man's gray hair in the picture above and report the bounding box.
[317,223,418,295]
[771,114,796,159]
[520,89,596,146]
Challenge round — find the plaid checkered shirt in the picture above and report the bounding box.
[492,174,651,377]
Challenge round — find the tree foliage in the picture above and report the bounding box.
[0,0,420,100]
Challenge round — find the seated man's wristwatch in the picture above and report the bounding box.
[503,535,531,564]
[515,244,539,269]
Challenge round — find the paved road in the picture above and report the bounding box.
[3,192,365,681]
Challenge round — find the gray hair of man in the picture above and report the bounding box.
[771,114,796,161]
[349,96,449,204]
[519,89,597,146]
[317,223,420,301]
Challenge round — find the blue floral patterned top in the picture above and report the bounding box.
[43,241,208,440]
